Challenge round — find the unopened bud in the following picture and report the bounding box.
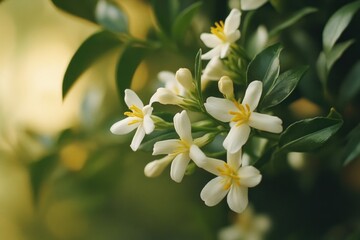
[176,68,194,90]
[150,88,183,105]
[144,157,172,177]
[218,76,234,99]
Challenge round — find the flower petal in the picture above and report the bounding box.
[170,153,190,183]
[110,118,138,135]
[226,30,241,43]
[174,110,192,143]
[249,112,283,133]
[158,71,176,85]
[201,57,224,81]
[130,126,145,151]
[223,124,251,153]
[220,43,231,58]
[201,177,229,206]
[201,46,222,60]
[227,185,248,213]
[190,145,224,175]
[144,155,173,177]
[143,114,155,134]
[227,149,242,170]
[242,81,262,111]
[124,89,143,108]
[241,0,268,11]
[238,166,262,187]
[200,33,222,48]
[153,139,181,155]
[224,9,241,35]
[150,88,182,105]
[204,97,235,122]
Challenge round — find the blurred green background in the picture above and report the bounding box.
[0,0,359,239]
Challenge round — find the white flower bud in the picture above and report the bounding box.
[176,68,194,90]
[144,157,172,177]
[218,76,234,99]
[150,88,183,105]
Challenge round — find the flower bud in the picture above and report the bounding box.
[144,157,172,177]
[176,68,194,90]
[218,76,234,99]
[150,88,183,105]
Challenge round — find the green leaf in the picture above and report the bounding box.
[194,48,203,102]
[343,124,360,166]
[326,39,354,71]
[95,0,128,33]
[323,0,360,52]
[247,43,282,94]
[171,2,202,41]
[51,0,98,23]
[278,108,343,152]
[316,51,327,85]
[260,66,308,110]
[269,7,318,37]
[338,61,360,106]
[63,31,121,99]
[151,0,180,35]
[116,44,148,101]
[253,145,277,169]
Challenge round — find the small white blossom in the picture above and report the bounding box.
[201,9,241,60]
[241,0,268,11]
[204,80,283,153]
[144,110,204,183]
[201,57,228,88]
[190,145,262,213]
[110,89,154,151]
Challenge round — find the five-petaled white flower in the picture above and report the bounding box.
[144,110,204,183]
[201,9,241,60]
[110,89,154,151]
[190,145,262,213]
[204,80,283,153]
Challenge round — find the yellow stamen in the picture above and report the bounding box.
[229,101,251,126]
[124,105,144,125]
[217,163,240,190]
[172,139,190,155]
[210,20,226,41]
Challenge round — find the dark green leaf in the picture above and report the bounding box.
[63,31,121,99]
[171,2,202,41]
[247,43,282,94]
[260,66,308,110]
[51,0,98,23]
[253,145,277,169]
[269,7,317,37]
[151,0,180,34]
[338,61,360,106]
[323,0,360,52]
[326,39,354,71]
[194,48,203,102]
[278,108,343,152]
[116,44,148,101]
[316,51,327,85]
[95,0,128,33]
[343,124,360,166]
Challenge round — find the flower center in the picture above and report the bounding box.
[229,101,251,126]
[124,105,144,125]
[210,20,226,41]
[173,139,190,155]
[217,163,240,190]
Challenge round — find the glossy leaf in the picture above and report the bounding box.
[194,48,203,102]
[343,124,360,166]
[247,43,282,94]
[63,31,121,99]
[95,0,128,33]
[325,39,354,71]
[278,108,343,152]
[151,0,179,34]
[338,61,360,106]
[171,1,202,41]
[51,0,98,23]
[323,0,360,52]
[260,66,307,110]
[269,7,317,37]
[116,44,148,101]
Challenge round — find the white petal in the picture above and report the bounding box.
[200,177,229,206]
[158,71,176,85]
[143,114,154,134]
[241,0,268,10]
[238,166,262,187]
[227,149,242,170]
[220,43,231,58]
[201,46,222,60]
[110,118,138,135]
[153,139,181,155]
[144,155,173,177]
[174,110,192,143]
[226,30,241,43]
[124,89,143,108]
[170,153,190,183]
[201,57,224,81]
[223,124,251,153]
[242,80,263,111]
[190,145,225,175]
[200,33,222,48]
[249,112,283,133]
[150,88,182,105]
[204,97,235,122]
[224,9,241,35]
[130,126,145,151]
[227,185,248,213]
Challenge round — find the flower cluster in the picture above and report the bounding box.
[110,8,283,213]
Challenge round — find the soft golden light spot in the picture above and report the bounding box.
[217,163,240,190]
[211,20,226,41]
[60,143,88,171]
[124,105,144,125]
[229,101,251,126]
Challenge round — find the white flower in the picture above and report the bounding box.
[201,57,228,89]
[190,145,262,213]
[145,110,202,183]
[204,80,283,153]
[241,0,268,11]
[110,89,154,151]
[200,9,241,60]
